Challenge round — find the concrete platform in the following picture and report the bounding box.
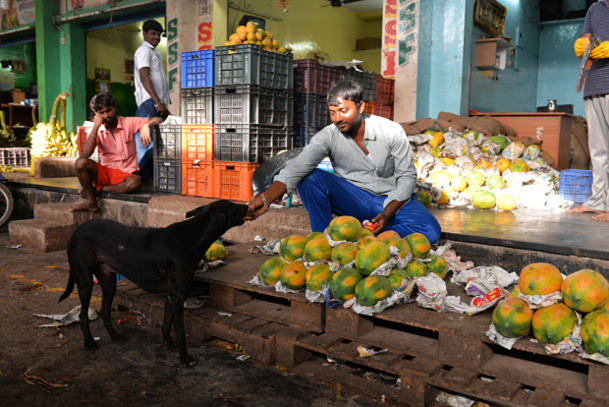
[3,172,609,272]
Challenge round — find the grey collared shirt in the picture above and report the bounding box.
[275,115,416,209]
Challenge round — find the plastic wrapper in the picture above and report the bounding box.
[249,240,281,255]
[580,349,609,365]
[444,134,471,157]
[517,290,562,309]
[435,391,476,407]
[369,257,398,277]
[432,243,475,275]
[415,273,448,311]
[452,266,518,289]
[408,133,433,145]
[480,139,501,155]
[305,288,326,303]
[462,130,484,146]
[485,322,525,350]
[501,141,525,159]
[415,151,435,179]
[522,144,541,160]
[352,290,412,315]
[444,164,463,178]
[357,346,388,358]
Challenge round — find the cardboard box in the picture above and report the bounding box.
[356,37,381,50]
[11,89,25,104]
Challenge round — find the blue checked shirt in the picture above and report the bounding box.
[274,114,417,209]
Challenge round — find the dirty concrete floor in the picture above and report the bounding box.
[0,225,396,407]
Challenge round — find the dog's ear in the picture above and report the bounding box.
[186,204,209,218]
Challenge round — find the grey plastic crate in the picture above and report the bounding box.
[214,84,292,127]
[345,69,377,102]
[215,44,293,90]
[154,158,181,194]
[154,124,181,159]
[294,93,331,130]
[215,124,293,163]
[0,147,30,168]
[181,87,214,124]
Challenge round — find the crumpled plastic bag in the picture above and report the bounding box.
[485,322,526,350]
[480,139,501,155]
[444,133,471,157]
[415,273,447,311]
[452,266,518,289]
[352,289,413,316]
[522,144,541,160]
[408,133,433,145]
[249,240,281,255]
[34,305,98,328]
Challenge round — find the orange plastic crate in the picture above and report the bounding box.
[181,124,214,162]
[363,100,375,115]
[77,125,102,155]
[214,161,259,202]
[181,159,215,198]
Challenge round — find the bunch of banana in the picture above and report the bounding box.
[45,129,78,156]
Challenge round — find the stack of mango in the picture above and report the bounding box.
[409,129,565,212]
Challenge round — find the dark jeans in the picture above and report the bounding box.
[135,98,169,180]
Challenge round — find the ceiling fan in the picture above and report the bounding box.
[322,0,366,7]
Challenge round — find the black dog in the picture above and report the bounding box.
[59,200,248,366]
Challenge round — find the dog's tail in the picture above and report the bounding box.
[58,268,75,303]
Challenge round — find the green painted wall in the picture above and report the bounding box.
[0,42,36,92]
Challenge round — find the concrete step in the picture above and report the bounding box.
[34,202,101,224]
[34,156,77,178]
[9,218,78,253]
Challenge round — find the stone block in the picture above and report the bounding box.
[9,218,76,252]
[34,156,77,178]
[34,202,100,224]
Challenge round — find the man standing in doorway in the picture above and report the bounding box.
[134,19,170,180]
[570,1,609,221]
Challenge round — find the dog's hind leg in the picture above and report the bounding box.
[97,272,127,342]
[75,275,97,350]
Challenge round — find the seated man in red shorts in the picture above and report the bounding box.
[69,92,164,212]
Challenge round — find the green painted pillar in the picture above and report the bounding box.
[34,0,86,133]
[59,22,86,132]
[34,0,60,125]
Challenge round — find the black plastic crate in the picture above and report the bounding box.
[346,69,377,101]
[214,84,292,127]
[215,44,294,90]
[181,87,213,124]
[154,124,181,159]
[215,124,293,162]
[154,158,181,194]
[294,60,346,96]
[293,93,331,130]
[293,126,317,148]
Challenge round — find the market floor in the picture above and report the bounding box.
[0,226,394,407]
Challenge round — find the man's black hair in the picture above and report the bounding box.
[142,19,163,33]
[327,81,363,106]
[90,92,116,112]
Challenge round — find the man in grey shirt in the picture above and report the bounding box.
[248,81,441,243]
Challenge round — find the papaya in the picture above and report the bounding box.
[328,216,362,242]
[532,303,578,344]
[496,194,517,211]
[466,170,485,188]
[387,268,409,289]
[357,235,379,250]
[280,260,307,290]
[355,242,391,276]
[330,242,359,265]
[303,238,333,263]
[427,255,448,279]
[328,267,363,302]
[383,237,411,258]
[492,297,533,338]
[561,269,609,313]
[582,309,609,357]
[377,230,400,241]
[259,257,288,285]
[355,275,393,307]
[472,190,496,209]
[519,263,563,296]
[510,159,529,173]
[307,231,325,240]
[279,234,308,261]
[404,232,431,258]
[416,190,433,207]
[204,243,228,262]
[404,260,429,278]
[305,263,332,291]
[485,174,506,190]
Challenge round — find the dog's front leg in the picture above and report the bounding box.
[167,294,195,367]
[162,297,175,350]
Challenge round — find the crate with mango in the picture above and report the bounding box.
[225,21,289,54]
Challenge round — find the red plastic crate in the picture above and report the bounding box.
[375,103,394,120]
[214,161,259,202]
[181,159,215,198]
[77,125,103,155]
[375,75,395,106]
[294,60,346,96]
[181,124,214,162]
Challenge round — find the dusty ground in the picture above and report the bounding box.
[0,225,395,407]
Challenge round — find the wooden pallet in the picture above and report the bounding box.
[193,243,325,333]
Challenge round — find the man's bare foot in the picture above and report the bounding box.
[69,201,99,212]
[592,212,609,221]
[569,205,602,214]
[78,189,86,199]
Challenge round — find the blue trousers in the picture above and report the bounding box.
[296,169,442,244]
[135,98,158,180]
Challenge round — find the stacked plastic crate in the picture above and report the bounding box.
[292,60,345,147]
[346,68,377,117]
[374,75,395,120]
[213,44,294,201]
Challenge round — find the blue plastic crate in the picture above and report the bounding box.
[559,169,592,203]
[294,126,317,147]
[181,50,215,89]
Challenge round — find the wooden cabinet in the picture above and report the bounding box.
[469,112,575,170]
[475,38,514,70]
[1,103,37,128]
